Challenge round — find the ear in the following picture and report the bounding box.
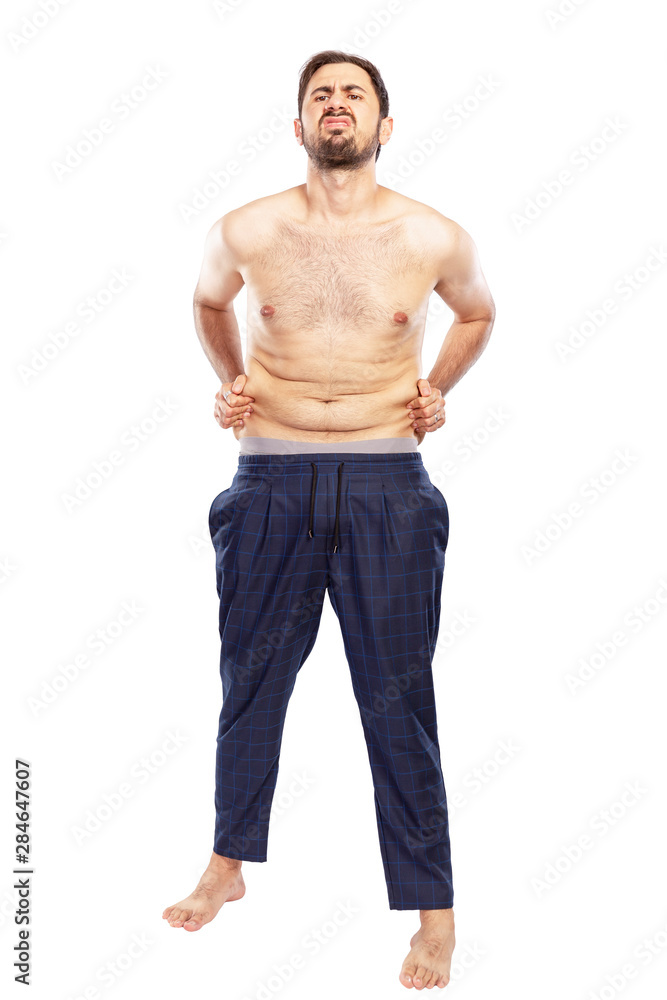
[379,117,394,146]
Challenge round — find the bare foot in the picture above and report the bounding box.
[399,908,455,989]
[162,852,246,932]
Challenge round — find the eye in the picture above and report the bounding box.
[314,93,362,101]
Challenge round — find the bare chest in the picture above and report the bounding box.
[243,219,435,336]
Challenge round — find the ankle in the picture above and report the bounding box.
[419,907,454,925]
[208,852,243,873]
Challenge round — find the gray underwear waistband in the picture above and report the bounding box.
[239,436,418,455]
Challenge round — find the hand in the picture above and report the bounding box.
[214,374,255,430]
[406,379,445,444]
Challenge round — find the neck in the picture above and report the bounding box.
[303,160,382,224]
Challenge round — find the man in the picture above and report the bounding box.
[163,49,495,991]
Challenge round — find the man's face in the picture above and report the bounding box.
[296,62,390,172]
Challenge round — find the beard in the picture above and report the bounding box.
[300,117,382,172]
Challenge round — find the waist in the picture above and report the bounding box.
[236,446,424,475]
[239,435,418,455]
[239,355,421,437]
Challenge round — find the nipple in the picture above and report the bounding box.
[393,311,408,324]
[260,304,275,317]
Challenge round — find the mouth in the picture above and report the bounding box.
[323,117,351,127]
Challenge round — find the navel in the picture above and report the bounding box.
[260,304,275,317]
[393,311,408,324]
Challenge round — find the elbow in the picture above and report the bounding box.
[193,295,227,313]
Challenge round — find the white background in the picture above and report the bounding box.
[2,0,666,997]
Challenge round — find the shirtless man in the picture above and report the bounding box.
[163,50,495,991]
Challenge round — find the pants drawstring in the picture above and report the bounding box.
[308,462,318,539]
[308,461,345,553]
[332,461,345,553]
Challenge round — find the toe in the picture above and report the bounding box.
[413,966,428,990]
[184,908,210,931]
[399,963,417,988]
[170,908,188,927]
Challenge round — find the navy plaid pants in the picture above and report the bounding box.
[208,451,453,910]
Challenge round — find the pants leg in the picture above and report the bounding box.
[327,458,453,910]
[209,464,328,860]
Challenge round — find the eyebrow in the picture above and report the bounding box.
[309,84,368,96]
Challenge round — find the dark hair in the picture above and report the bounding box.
[297,50,390,162]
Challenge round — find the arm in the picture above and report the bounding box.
[408,219,496,437]
[193,214,255,429]
[427,220,496,396]
[193,214,246,383]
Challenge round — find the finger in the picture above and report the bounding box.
[216,405,248,426]
[222,411,250,427]
[216,391,256,407]
[410,401,437,418]
[224,402,253,416]
[216,397,253,415]
[407,395,435,412]
[413,411,443,431]
[218,393,255,405]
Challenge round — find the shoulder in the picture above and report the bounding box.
[379,187,471,256]
[207,187,303,260]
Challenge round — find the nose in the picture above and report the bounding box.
[324,93,350,115]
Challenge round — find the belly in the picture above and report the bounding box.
[236,353,421,442]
